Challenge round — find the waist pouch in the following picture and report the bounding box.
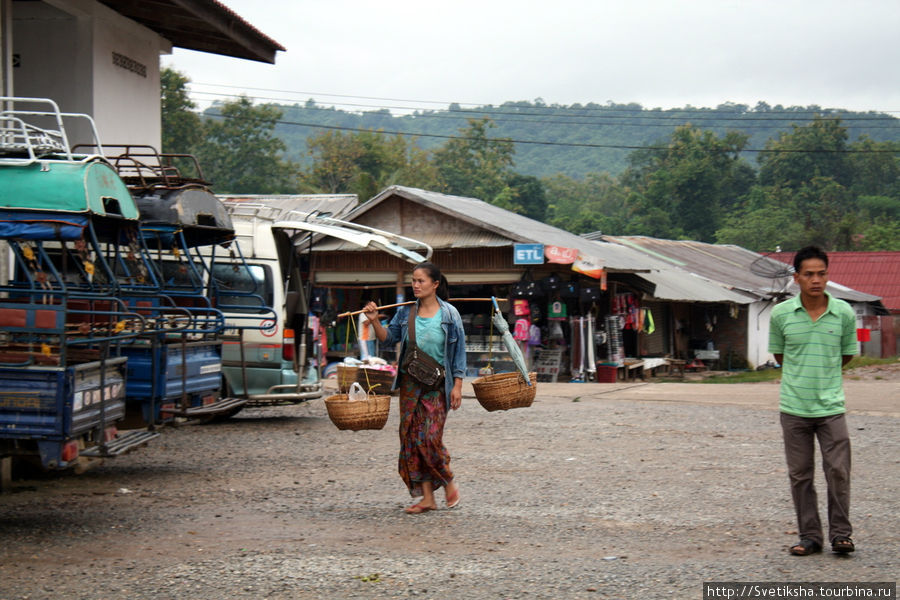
[403,346,445,387]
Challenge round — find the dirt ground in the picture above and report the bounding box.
[0,365,897,600]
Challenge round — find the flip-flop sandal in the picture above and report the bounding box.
[789,539,822,556]
[404,503,435,514]
[831,536,855,553]
[445,486,460,509]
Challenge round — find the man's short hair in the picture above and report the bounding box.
[793,245,829,273]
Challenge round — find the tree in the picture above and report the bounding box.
[431,118,515,204]
[793,176,856,248]
[758,117,851,189]
[716,186,808,251]
[621,125,751,241]
[501,173,547,222]
[301,130,438,201]
[196,97,299,194]
[855,217,900,251]
[735,118,900,251]
[160,67,202,155]
[544,172,629,235]
[847,137,900,199]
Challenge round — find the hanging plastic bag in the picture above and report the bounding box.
[348,381,367,402]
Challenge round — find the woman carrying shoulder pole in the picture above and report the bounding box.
[363,262,466,514]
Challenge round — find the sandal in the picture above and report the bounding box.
[404,503,435,515]
[831,536,855,554]
[445,485,460,509]
[789,539,822,556]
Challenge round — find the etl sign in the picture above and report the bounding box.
[514,243,544,265]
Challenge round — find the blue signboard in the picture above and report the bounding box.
[514,243,545,265]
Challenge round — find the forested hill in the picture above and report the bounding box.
[256,100,900,178]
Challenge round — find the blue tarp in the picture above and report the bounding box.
[0,211,88,240]
[140,224,180,248]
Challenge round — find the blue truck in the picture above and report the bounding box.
[0,97,158,470]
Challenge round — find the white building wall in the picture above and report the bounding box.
[10,1,91,118]
[11,0,169,150]
[747,300,777,368]
[89,1,168,150]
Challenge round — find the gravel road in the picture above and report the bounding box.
[1,371,897,600]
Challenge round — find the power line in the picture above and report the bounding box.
[186,89,900,132]
[199,110,900,154]
[188,82,900,122]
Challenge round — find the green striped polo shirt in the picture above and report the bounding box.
[768,293,858,417]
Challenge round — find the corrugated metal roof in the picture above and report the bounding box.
[605,236,795,298]
[638,269,760,304]
[606,236,882,305]
[349,186,660,273]
[314,230,510,252]
[768,251,900,312]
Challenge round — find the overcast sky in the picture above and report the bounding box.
[164,0,900,115]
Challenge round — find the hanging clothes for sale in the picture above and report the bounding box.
[569,316,583,380]
[605,314,625,366]
[642,308,655,334]
[614,292,639,330]
[585,315,596,380]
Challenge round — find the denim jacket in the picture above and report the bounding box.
[384,298,467,410]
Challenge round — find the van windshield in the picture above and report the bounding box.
[211,263,274,314]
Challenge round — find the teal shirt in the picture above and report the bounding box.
[415,313,445,364]
[768,293,858,417]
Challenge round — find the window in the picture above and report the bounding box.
[210,263,274,314]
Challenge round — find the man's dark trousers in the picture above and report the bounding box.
[781,412,852,546]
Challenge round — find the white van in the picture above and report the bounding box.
[216,197,431,407]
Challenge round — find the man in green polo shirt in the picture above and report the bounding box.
[769,245,858,556]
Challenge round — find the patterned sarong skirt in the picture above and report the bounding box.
[398,374,453,497]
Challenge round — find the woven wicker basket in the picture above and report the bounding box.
[324,393,391,431]
[355,368,396,396]
[472,371,537,412]
[336,365,358,392]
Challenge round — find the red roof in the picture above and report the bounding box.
[767,251,900,313]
